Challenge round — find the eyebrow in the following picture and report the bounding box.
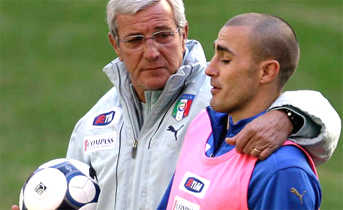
[154,26,172,31]
[125,26,172,37]
[214,41,236,56]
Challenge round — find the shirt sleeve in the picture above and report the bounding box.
[268,90,341,165]
[66,117,87,163]
[249,168,321,210]
[248,146,322,210]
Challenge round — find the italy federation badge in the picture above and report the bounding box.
[172,94,195,121]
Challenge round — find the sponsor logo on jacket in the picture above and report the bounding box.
[179,171,210,198]
[93,111,115,126]
[172,196,200,210]
[83,132,117,154]
[87,107,122,130]
[172,94,195,121]
[184,177,204,193]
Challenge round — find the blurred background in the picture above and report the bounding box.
[1,0,342,209]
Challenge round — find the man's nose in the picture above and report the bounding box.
[205,60,218,77]
[143,39,160,60]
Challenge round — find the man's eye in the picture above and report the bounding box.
[221,59,231,64]
[156,32,172,38]
[126,36,143,43]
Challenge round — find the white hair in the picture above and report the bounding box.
[106,0,187,37]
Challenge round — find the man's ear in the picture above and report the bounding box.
[259,60,280,84]
[181,22,189,52]
[108,32,123,61]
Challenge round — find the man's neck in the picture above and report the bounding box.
[230,89,281,124]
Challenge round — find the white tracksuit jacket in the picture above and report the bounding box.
[66,39,341,210]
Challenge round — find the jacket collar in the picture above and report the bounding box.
[102,39,207,88]
[102,39,207,128]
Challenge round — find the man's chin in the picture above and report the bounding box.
[210,100,227,113]
[143,80,168,90]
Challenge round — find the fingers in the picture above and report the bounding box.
[250,145,278,160]
[250,148,261,157]
[11,205,19,210]
[225,111,290,160]
[226,133,276,160]
[235,123,257,154]
[258,147,274,160]
[228,135,280,160]
[242,130,280,160]
[225,136,237,145]
[225,124,256,153]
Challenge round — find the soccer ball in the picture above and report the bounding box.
[19,158,100,210]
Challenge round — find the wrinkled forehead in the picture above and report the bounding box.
[116,1,176,33]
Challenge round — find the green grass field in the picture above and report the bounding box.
[1,0,342,209]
